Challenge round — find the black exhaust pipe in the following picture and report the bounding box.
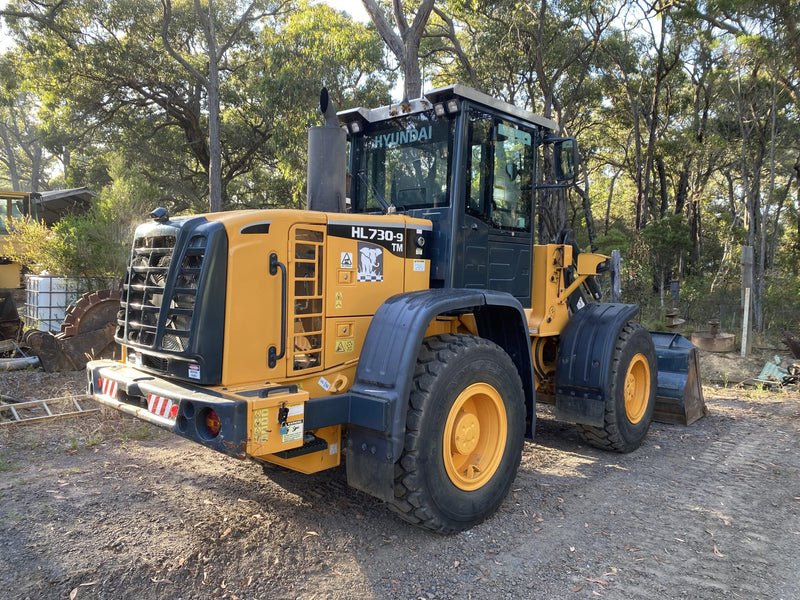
[307,88,347,213]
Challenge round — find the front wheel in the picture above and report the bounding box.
[576,322,657,453]
[388,334,526,533]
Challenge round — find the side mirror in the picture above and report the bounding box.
[554,138,578,182]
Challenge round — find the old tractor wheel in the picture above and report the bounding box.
[576,322,657,453]
[61,289,121,338]
[388,334,525,533]
[53,289,122,370]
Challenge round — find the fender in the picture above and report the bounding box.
[554,302,640,426]
[340,288,534,502]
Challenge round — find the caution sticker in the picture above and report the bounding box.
[281,420,303,444]
[253,407,270,443]
[335,339,355,353]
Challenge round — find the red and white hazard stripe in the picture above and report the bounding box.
[98,377,118,400]
[147,394,178,419]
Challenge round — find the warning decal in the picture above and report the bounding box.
[340,252,353,268]
[281,420,303,443]
[357,242,383,282]
[335,339,355,353]
[253,407,270,443]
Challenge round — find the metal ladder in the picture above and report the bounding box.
[0,395,100,426]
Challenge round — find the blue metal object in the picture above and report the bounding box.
[650,332,707,425]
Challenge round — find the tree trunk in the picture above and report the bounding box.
[204,0,223,212]
[30,142,42,194]
[0,127,21,191]
[361,0,434,100]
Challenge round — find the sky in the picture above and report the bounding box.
[321,0,369,23]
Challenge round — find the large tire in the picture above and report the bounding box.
[576,322,657,453]
[388,334,526,533]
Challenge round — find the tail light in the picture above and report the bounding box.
[204,409,222,438]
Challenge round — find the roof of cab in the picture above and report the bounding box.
[337,83,559,132]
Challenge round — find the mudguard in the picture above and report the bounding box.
[554,303,640,426]
[341,288,534,502]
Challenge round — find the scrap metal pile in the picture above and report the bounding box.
[0,290,120,372]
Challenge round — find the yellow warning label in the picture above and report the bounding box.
[335,291,343,309]
[253,407,270,442]
[335,339,355,353]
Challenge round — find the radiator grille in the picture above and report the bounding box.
[118,232,207,352]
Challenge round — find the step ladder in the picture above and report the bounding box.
[0,395,99,426]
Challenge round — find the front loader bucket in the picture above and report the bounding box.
[650,332,708,425]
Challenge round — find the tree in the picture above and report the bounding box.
[361,0,435,99]
[640,212,692,307]
[2,0,284,211]
[161,0,278,212]
[0,52,50,192]
[258,0,394,205]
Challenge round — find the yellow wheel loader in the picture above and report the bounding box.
[87,85,704,533]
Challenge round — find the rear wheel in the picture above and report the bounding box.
[388,334,525,533]
[576,322,656,453]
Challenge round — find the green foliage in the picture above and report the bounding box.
[593,227,633,256]
[1,0,800,330]
[640,213,693,278]
[761,269,800,334]
[257,0,393,206]
[4,154,154,277]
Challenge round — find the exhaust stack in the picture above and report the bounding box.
[307,88,347,213]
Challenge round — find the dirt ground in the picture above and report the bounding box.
[0,349,798,600]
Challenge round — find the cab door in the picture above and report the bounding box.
[456,107,534,306]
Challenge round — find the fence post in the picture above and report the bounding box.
[611,249,622,303]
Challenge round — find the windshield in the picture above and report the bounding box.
[350,112,455,213]
[0,195,35,235]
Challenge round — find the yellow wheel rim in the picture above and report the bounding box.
[624,353,651,424]
[443,383,507,491]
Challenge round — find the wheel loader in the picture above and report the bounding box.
[87,85,705,533]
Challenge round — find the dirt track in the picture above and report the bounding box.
[0,370,799,600]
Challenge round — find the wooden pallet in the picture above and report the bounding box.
[0,395,99,426]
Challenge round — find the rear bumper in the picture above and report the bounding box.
[87,359,250,457]
[86,359,394,460]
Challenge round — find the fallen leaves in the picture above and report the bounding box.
[69,580,99,599]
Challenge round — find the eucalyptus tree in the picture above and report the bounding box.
[1,0,391,212]
[360,0,435,100]
[257,0,394,206]
[2,0,287,210]
[0,52,50,192]
[426,0,618,245]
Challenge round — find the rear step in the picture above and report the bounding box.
[274,433,328,459]
[651,332,708,425]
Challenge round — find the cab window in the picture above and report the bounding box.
[465,109,533,232]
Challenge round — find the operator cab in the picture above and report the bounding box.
[0,191,39,235]
[339,84,575,308]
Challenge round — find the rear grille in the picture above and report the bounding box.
[118,232,207,352]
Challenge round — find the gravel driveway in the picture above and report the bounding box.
[0,369,798,600]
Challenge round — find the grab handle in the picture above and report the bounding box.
[268,252,287,368]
